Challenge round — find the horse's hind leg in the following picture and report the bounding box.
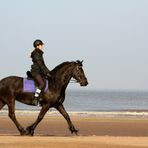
[0,100,6,110]
[7,99,26,135]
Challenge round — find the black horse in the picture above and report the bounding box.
[0,60,88,136]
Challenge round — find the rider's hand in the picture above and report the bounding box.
[46,73,52,78]
[46,73,54,81]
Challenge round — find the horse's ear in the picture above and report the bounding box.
[76,60,80,63]
[76,60,83,64]
[76,60,83,66]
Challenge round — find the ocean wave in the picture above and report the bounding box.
[1,109,148,118]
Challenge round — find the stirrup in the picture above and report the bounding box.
[38,98,43,106]
[32,97,39,106]
[32,97,43,106]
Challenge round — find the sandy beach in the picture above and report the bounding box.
[0,113,148,148]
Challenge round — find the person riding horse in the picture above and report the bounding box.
[30,39,52,106]
[0,59,88,135]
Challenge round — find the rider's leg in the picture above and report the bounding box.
[33,75,45,105]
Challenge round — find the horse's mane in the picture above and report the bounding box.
[51,61,75,75]
[50,60,83,76]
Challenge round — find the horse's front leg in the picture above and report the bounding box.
[26,104,50,136]
[56,104,78,135]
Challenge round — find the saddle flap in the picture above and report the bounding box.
[23,78,48,93]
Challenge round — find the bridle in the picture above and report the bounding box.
[70,66,82,83]
[70,79,78,83]
[70,65,82,84]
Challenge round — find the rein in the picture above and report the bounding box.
[70,79,78,83]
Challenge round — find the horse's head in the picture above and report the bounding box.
[72,60,88,86]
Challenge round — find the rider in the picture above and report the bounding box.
[30,39,52,106]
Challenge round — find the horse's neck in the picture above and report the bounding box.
[62,68,73,86]
[54,65,73,88]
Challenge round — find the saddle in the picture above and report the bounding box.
[23,71,48,93]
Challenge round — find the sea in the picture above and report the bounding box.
[1,90,148,117]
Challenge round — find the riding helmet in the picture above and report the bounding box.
[33,39,44,48]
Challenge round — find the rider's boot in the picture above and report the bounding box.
[32,88,42,106]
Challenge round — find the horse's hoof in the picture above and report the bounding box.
[26,131,34,136]
[69,127,79,135]
[73,129,79,136]
[26,127,34,136]
[20,130,27,136]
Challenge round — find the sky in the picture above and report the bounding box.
[0,0,148,91]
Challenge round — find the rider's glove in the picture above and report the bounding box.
[46,73,52,78]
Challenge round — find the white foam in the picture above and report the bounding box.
[1,110,148,118]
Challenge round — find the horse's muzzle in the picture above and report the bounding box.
[80,79,88,86]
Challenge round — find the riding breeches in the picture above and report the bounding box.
[33,74,46,91]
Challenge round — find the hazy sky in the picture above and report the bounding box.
[0,0,148,91]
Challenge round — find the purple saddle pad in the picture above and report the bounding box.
[23,78,48,93]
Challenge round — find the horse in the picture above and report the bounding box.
[0,60,88,136]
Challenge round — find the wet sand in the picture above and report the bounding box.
[0,114,148,147]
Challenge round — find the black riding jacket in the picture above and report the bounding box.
[30,48,50,77]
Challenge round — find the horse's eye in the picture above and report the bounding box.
[77,66,82,70]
